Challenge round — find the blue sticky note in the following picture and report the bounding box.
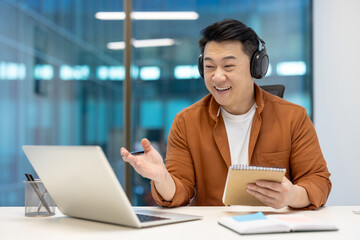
[232,212,267,222]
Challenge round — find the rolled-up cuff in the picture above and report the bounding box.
[295,180,329,210]
[150,175,189,207]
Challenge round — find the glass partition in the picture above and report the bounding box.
[0,0,311,206]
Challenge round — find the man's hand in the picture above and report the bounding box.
[121,138,167,182]
[120,138,175,201]
[246,177,311,209]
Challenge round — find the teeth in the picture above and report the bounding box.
[215,86,231,91]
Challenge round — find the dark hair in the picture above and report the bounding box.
[199,19,261,58]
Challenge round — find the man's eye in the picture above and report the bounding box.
[225,65,235,68]
[205,65,215,69]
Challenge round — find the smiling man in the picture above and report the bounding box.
[202,41,255,115]
[121,19,331,210]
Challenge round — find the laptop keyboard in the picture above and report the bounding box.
[136,213,169,222]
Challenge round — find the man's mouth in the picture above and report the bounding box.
[214,86,231,91]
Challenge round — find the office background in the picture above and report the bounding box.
[1,0,348,207]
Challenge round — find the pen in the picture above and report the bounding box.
[25,173,52,214]
[37,188,49,213]
[130,150,145,155]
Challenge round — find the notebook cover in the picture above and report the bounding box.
[222,167,286,206]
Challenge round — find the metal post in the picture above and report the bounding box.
[123,0,132,202]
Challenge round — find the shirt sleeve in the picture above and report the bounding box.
[290,109,332,209]
[150,113,196,207]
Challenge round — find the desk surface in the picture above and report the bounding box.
[1,206,360,240]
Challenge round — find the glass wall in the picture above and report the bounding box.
[0,0,312,206]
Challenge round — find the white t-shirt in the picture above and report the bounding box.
[220,103,256,165]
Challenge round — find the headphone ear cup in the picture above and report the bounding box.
[250,50,269,79]
[198,54,204,79]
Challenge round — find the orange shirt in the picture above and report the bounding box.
[151,84,331,209]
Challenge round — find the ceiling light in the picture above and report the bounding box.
[133,38,175,48]
[95,11,199,20]
[107,38,175,50]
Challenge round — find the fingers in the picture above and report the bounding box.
[121,138,152,159]
[120,147,129,157]
[247,183,279,198]
[120,147,139,166]
[247,181,283,208]
[247,187,278,207]
[247,179,293,209]
[141,138,152,152]
[252,177,291,193]
[247,183,284,209]
[254,180,282,192]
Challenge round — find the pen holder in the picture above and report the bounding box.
[25,180,56,217]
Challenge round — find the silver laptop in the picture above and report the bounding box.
[22,145,201,228]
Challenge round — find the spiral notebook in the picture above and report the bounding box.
[222,165,286,206]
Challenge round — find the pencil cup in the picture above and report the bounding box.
[24,180,56,217]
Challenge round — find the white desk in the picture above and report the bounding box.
[1,206,359,240]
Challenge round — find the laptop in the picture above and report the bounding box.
[22,145,202,228]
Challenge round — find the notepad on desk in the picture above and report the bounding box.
[222,165,286,206]
[218,212,338,235]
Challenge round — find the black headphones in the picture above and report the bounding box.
[198,39,269,79]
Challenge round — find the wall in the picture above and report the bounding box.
[313,0,360,205]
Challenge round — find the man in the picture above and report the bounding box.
[121,19,331,210]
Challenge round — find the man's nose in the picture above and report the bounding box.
[212,68,226,82]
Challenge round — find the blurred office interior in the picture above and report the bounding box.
[0,0,312,206]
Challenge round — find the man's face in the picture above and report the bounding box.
[203,40,254,115]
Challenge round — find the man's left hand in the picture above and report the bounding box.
[246,177,310,209]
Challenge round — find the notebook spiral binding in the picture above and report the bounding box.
[230,164,286,172]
